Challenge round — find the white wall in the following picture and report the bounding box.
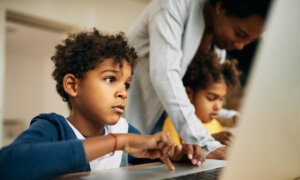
[0,5,6,147]
[3,22,69,145]
[0,0,150,147]
[4,21,68,120]
[1,0,149,33]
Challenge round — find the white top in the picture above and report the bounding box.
[66,117,129,171]
[125,0,224,154]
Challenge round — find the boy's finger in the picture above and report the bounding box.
[170,144,182,161]
[163,133,175,154]
[159,132,169,142]
[161,156,175,171]
[174,144,182,155]
[158,132,172,147]
[149,150,162,159]
[164,132,174,148]
[162,146,170,155]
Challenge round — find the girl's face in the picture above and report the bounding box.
[73,58,131,129]
[212,5,265,50]
[187,81,227,123]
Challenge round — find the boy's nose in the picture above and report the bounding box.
[115,89,127,99]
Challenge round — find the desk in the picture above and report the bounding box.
[59,159,226,180]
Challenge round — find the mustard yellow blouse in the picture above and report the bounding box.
[162,116,223,145]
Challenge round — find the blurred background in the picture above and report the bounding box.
[0,0,256,147]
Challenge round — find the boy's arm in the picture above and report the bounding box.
[0,121,175,180]
[0,120,87,180]
[82,132,175,171]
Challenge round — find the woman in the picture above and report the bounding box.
[125,0,271,159]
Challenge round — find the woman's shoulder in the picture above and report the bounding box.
[147,0,194,17]
[161,0,194,15]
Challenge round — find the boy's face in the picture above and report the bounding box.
[187,81,227,123]
[74,58,131,126]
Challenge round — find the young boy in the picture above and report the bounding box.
[0,29,205,180]
[163,51,241,147]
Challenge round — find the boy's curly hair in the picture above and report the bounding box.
[51,28,138,106]
[183,51,241,91]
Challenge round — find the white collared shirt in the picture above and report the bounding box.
[66,117,128,171]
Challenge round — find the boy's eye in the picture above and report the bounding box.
[104,76,116,83]
[124,83,131,90]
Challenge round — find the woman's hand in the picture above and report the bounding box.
[169,144,206,167]
[212,131,232,146]
[121,132,175,170]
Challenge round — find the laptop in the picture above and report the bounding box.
[80,160,226,180]
[81,1,300,179]
[220,1,300,179]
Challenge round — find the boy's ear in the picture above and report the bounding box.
[185,86,194,101]
[63,74,79,97]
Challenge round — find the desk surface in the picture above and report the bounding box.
[60,159,227,180]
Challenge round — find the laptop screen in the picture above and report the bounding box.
[220,1,300,179]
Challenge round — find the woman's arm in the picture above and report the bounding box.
[147,1,223,154]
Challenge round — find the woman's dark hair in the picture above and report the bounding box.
[183,51,240,91]
[209,0,272,19]
[51,28,138,108]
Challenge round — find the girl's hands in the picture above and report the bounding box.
[169,144,206,166]
[206,146,227,160]
[212,131,232,146]
[121,132,175,170]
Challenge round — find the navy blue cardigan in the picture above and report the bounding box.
[0,113,141,180]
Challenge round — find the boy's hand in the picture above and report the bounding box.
[169,144,206,167]
[206,147,227,160]
[122,132,175,170]
[212,131,232,146]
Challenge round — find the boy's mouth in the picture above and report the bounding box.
[112,105,125,114]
